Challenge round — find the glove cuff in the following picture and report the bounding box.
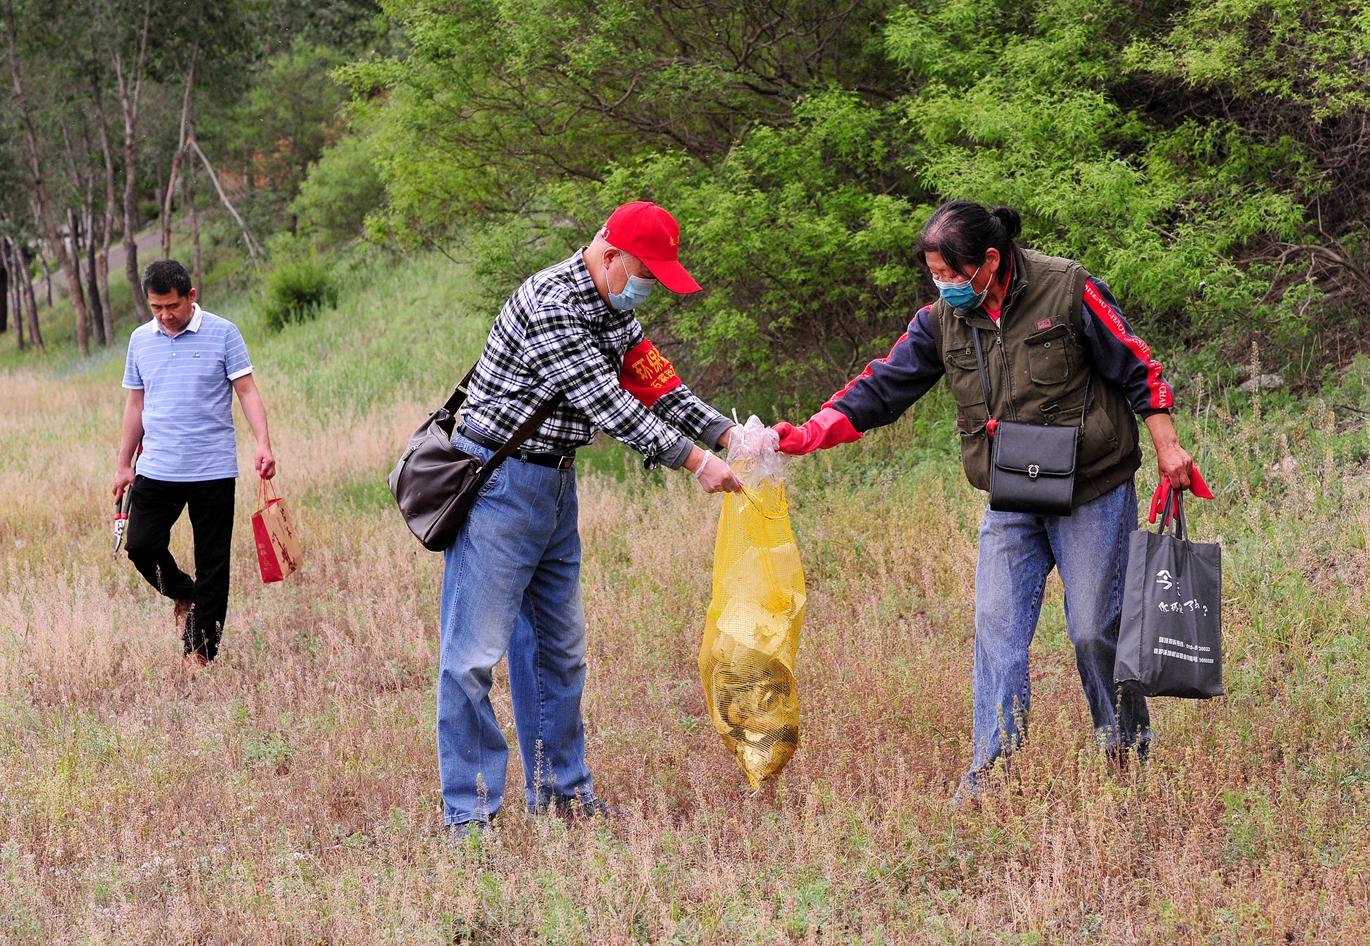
[693,450,716,481]
[809,407,862,450]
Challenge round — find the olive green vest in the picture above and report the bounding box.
[930,249,1141,507]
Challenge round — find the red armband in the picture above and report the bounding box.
[619,338,683,408]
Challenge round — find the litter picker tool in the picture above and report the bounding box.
[113,444,141,557]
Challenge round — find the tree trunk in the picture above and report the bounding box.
[93,84,118,344]
[0,243,8,333]
[18,241,43,351]
[71,123,107,346]
[67,206,88,337]
[191,139,261,261]
[161,40,199,261]
[67,207,83,289]
[7,241,24,350]
[83,207,106,345]
[4,7,87,355]
[188,149,202,288]
[65,206,92,347]
[120,96,150,321]
[113,0,154,323]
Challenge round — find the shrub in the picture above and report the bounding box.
[262,256,338,330]
[290,126,385,249]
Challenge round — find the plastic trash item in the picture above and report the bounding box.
[700,416,805,790]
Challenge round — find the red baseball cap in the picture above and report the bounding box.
[598,201,701,294]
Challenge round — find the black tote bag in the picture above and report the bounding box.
[1115,490,1224,698]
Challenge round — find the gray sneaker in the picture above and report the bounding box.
[949,773,984,811]
[446,820,489,844]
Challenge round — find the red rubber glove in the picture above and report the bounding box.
[1148,466,1214,525]
[772,407,863,455]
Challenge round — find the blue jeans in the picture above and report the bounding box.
[436,432,594,826]
[969,479,1150,780]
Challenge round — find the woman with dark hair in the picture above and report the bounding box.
[773,199,1208,798]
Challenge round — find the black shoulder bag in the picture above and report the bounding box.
[971,328,1085,517]
[388,366,564,551]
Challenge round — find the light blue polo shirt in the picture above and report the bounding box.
[122,305,253,481]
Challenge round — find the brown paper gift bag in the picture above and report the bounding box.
[252,479,302,583]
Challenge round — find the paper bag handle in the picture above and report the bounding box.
[257,476,280,512]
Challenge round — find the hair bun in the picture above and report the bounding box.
[990,206,1022,241]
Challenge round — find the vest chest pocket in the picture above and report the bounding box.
[1025,324,1072,386]
[944,346,986,409]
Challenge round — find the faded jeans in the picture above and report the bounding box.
[436,431,595,826]
[968,479,1150,782]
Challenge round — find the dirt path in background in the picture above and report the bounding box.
[32,226,165,303]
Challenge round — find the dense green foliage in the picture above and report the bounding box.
[320,0,1368,399]
[5,0,1367,397]
[261,255,339,330]
[290,121,386,248]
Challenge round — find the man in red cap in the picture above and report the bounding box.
[436,200,741,838]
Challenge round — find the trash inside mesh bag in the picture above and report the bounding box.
[700,415,806,790]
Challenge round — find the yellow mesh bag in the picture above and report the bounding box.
[700,421,805,790]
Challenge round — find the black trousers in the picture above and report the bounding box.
[125,475,236,660]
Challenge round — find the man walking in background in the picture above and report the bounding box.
[112,260,275,679]
[439,201,741,837]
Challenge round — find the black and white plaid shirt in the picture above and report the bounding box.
[461,250,732,469]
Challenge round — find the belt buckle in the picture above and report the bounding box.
[557,455,574,471]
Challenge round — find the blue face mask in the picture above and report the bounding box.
[608,256,656,310]
[932,261,987,310]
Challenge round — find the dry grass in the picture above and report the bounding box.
[1,282,1368,943]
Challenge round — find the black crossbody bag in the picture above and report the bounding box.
[388,366,564,551]
[971,328,1086,517]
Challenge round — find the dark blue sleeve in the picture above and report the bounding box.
[824,306,945,432]
[1080,276,1174,415]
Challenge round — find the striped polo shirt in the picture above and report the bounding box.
[121,305,253,481]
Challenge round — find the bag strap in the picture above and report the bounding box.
[969,329,997,484]
[467,394,567,494]
[436,359,569,495]
[440,365,477,415]
[257,476,280,512]
[485,391,564,458]
[970,327,994,417]
[1160,488,1187,541]
[971,325,1092,429]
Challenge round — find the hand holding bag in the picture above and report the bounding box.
[388,367,563,551]
[252,478,302,583]
[1115,490,1224,698]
